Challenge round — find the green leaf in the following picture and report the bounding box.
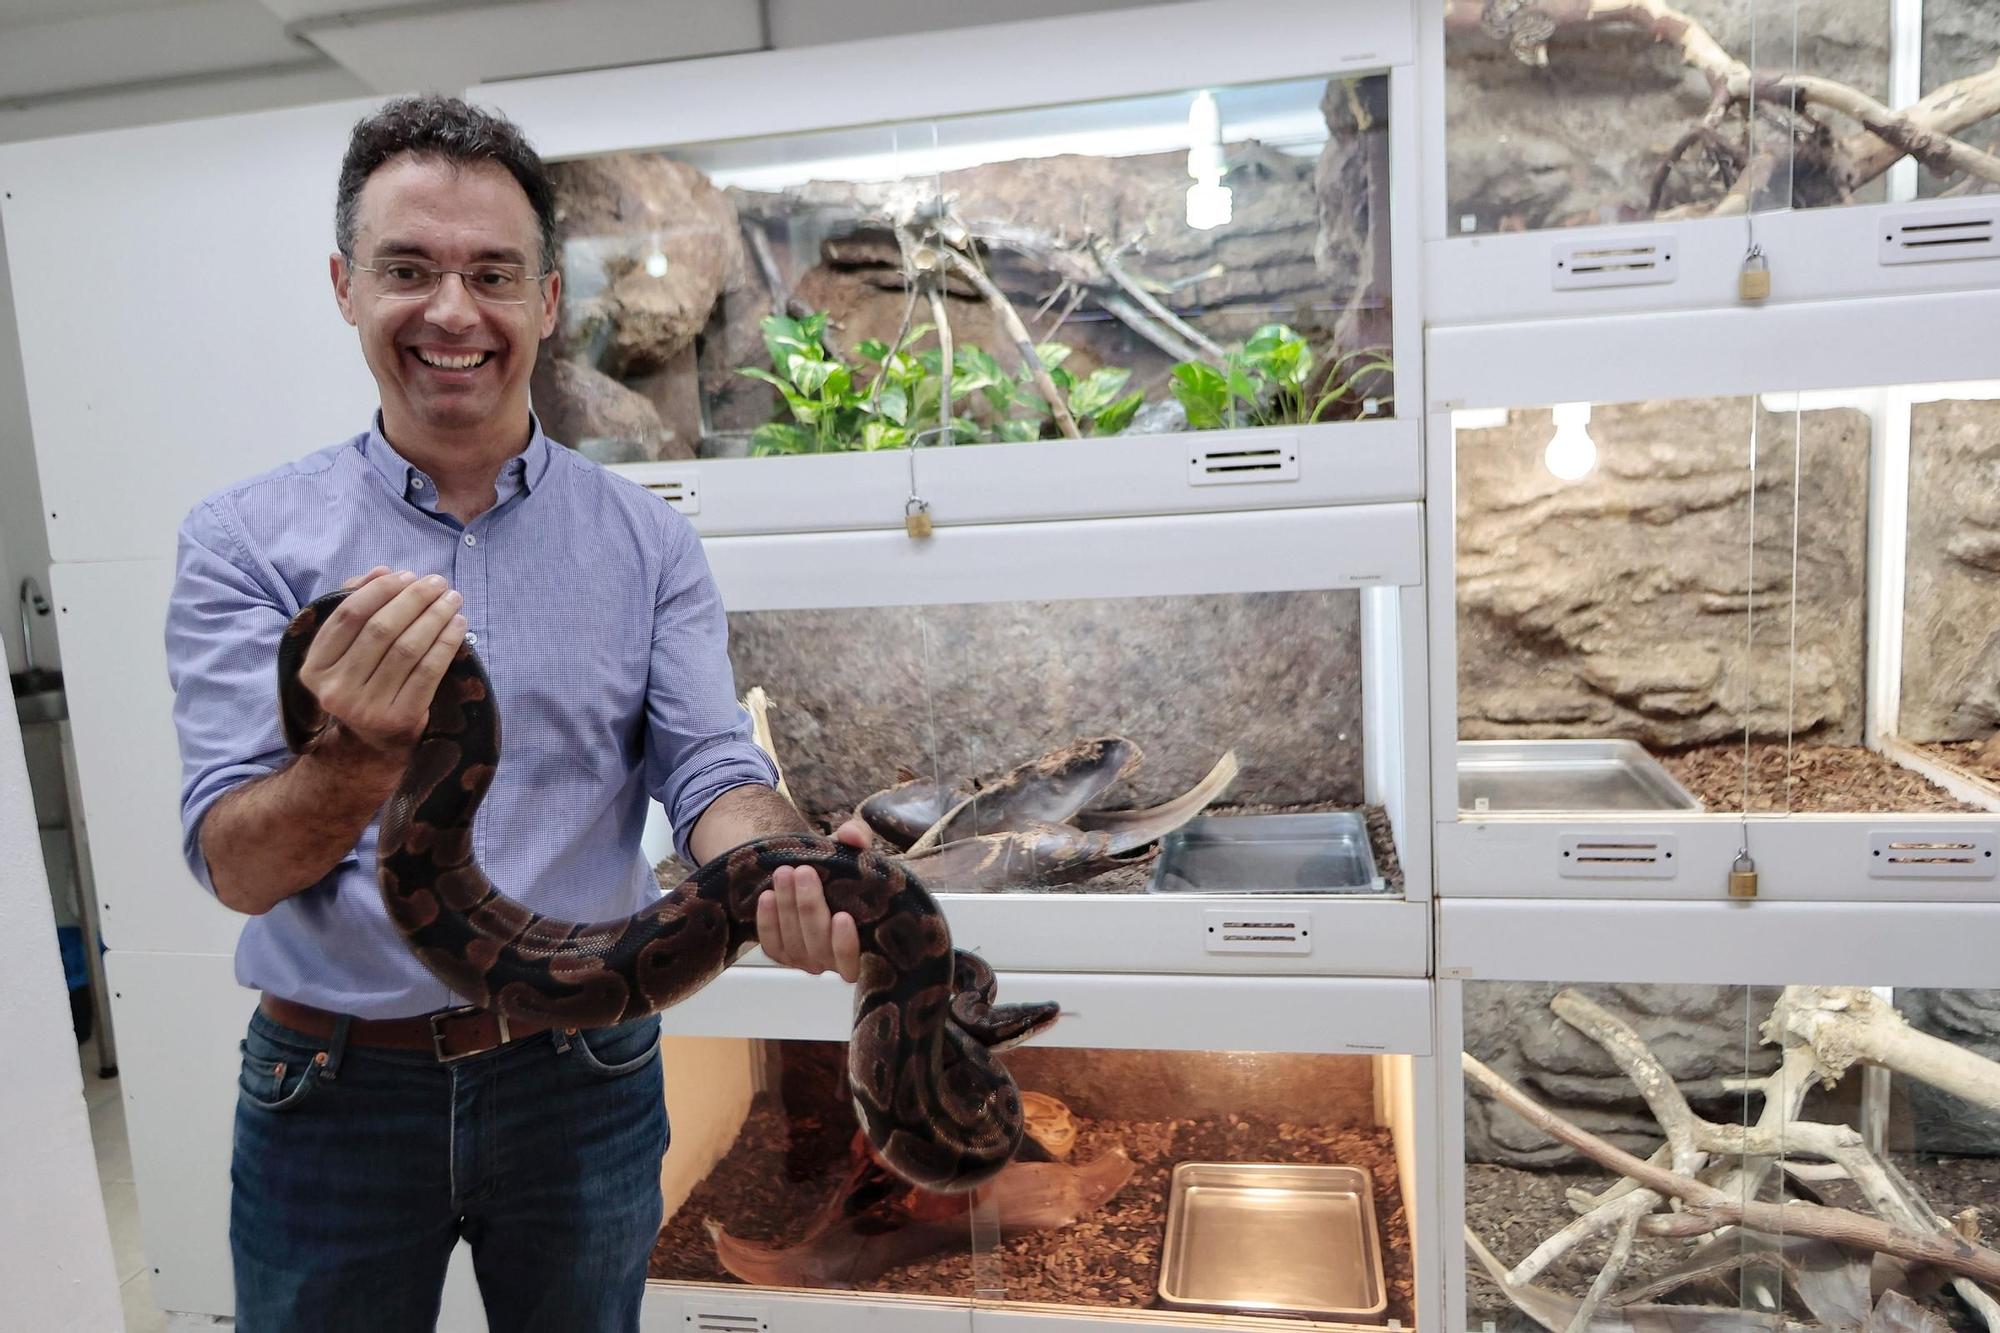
[820,364,853,401]
[861,420,908,451]
[877,384,909,425]
[953,346,1006,396]
[854,338,890,363]
[759,314,818,369]
[749,422,814,456]
[1225,363,1263,406]
[1089,389,1146,437]
[996,419,1043,443]
[798,311,829,344]
[1169,362,1229,429]
[788,356,841,397]
[1032,342,1074,371]
[737,365,793,392]
[1067,366,1133,422]
[1048,365,1074,393]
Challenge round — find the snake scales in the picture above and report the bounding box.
[277,587,1059,1192]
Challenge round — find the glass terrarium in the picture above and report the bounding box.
[535,72,1395,468]
[647,502,1432,972]
[643,976,1434,1331]
[1440,0,1997,235]
[1453,978,2000,1332]
[1439,375,2000,898]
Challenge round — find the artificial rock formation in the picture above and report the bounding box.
[528,355,686,462]
[1462,982,1782,1166]
[724,590,1365,821]
[1456,398,1869,748]
[1898,398,2000,741]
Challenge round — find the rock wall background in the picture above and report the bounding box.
[725,590,1364,822]
[1463,983,1784,1166]
[1456,399,1869,748]
[1898,398,2000,742]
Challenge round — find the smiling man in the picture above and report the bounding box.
[165,96,862,1332]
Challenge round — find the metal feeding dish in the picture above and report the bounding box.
[1158,1161,1388,1322]
[1147,812,1387,895]
[1457,739,1702,813]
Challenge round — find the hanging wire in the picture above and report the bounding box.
[1783,403,1805,814]
[1741,397,1761,827]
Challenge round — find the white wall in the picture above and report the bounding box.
[0,677,123,1328]
[0,218,59,677]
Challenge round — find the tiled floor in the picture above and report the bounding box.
[80,1031,169,1333]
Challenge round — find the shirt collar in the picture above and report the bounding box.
[362,411,554,504]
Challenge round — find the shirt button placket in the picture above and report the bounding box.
[455,525,489,862]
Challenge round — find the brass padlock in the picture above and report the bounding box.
[904,497,933,540]
[1728,849,1759,899]
[1738,247,1771,303]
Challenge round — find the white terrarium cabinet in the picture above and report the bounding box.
[634,963,1439,1332]
[694,502,1433,977]
[472,0,1424,537]
[1433,894,2000,1333]
[1424,287,2000,902]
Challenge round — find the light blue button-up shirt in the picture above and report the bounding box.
[166,415,777,1018]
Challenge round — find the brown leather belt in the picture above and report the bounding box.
[259,994,561,1063]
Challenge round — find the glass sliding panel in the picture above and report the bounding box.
[1442,0,1913,234]
[1460,982,1765,1330]
[540,71,1396,464]
[1918,0,2000,200]
[1454,398,1762,816]
[675,588,1403,901]
[1894,388,2000,810]
[651,1036,977,1302]
[967,1045,1418,1327]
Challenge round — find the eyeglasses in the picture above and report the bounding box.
[350,256,550,305]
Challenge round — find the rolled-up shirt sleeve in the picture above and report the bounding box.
[643,511,779,862]
[166,500,297,895]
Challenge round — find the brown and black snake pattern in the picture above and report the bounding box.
[276,588,1059,1192]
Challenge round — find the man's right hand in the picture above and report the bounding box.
[296,566,467,756]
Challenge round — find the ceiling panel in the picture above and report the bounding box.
[0,0,310,103]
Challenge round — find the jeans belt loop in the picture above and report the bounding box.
[322,1013,353,1080]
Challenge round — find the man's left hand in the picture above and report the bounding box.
[756,819,868,983]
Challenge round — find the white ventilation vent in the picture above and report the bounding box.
[644,474,700,515]
[1879,206,2000,266]
[1203,908,1311,954]
[1867,831,1998,879]
[1187,439,1299,486]
[1551,235,1677,290]
[686,1300,769,1332]
[1557,834,1679,879]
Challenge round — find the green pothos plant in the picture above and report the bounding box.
[737,313,1143,453]
[1169,323,1393,430]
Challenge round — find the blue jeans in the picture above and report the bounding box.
[230,1007,669,1332]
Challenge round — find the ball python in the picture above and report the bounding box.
[277,587,1059,1192]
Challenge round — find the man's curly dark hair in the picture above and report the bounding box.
[334,94,558,273]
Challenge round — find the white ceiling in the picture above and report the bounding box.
[0,0,1174,146]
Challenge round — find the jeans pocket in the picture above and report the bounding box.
[568,1015,662,1078]
[237,1035,323,1112]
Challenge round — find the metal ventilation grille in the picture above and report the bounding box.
[686,1303,769,1332]
[1204,908,1311,953]
[1557,834,1679,879]
[1879,206,2000,266]
[644,477,700,515]
[1867,831,1998,879]
[1551,235,1677,290]
[1187,441,1299,487]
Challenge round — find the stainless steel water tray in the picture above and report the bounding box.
[1458,739,1701,813]
[1147,811,1387,895]
[1157,1161,1388,1322]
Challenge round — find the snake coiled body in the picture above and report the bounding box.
[277,587,1058,1192]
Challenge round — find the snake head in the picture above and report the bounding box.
[956,999,1062,1053]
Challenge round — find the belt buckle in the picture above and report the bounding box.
[429,1004,509,1063]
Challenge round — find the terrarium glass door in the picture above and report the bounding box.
[1453,396,1767,820]
[1458,979,2000,1331]
[534,71,1395,465]
[1435,0,2000,235]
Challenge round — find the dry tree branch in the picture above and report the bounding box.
[1462,1052,2000,1288]
[1768,986,2000,1115]
[1444,0,2000,213]
[931,243,1082,439]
